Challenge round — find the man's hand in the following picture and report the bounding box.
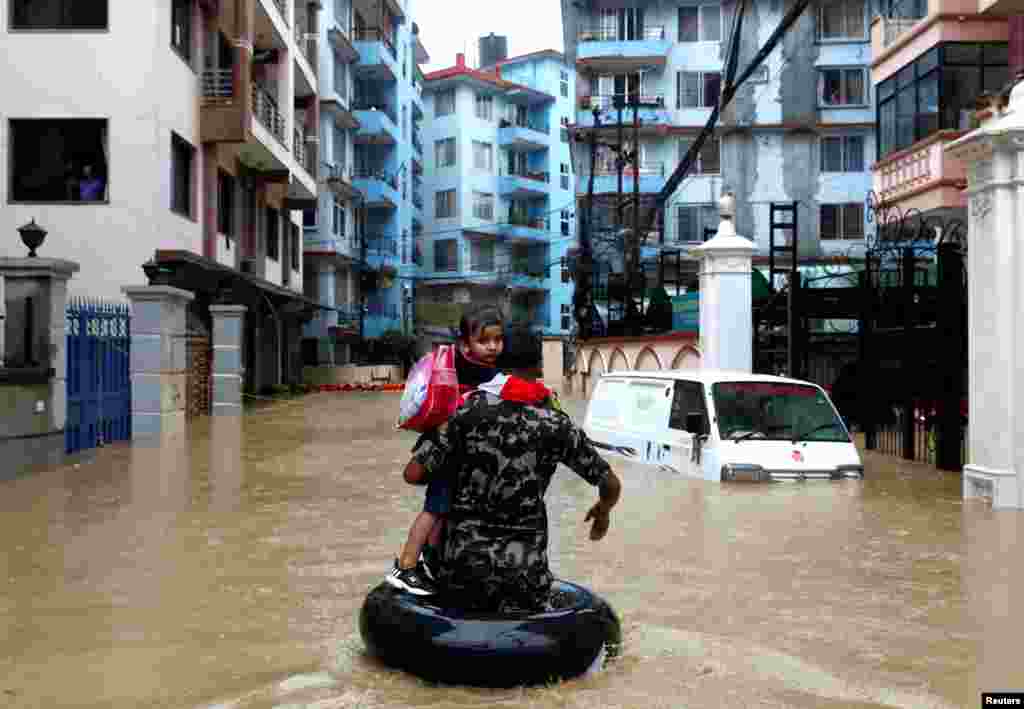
[585,502,611,541]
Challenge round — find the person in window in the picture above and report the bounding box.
[78,164,105,202]
[64,161,80,202]
[404,325,621,613]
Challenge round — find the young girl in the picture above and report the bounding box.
[386,304,505,595]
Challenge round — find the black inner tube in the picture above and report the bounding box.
[360,579,622,687]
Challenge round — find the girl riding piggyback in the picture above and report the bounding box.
[387,305,505,595]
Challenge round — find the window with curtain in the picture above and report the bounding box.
[8,118,109,203]
[819,68,866,105]
[434,239,458,271]
[677,71,721,108]
[472,191,494,220]
[678,136,720,174]
[435,189,457,218]
[678,5,720,41]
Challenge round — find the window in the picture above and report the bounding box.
[333,126,347,170]
[471,240,495,271]
[266,208,280,260]
[434,239,458,271]
[561,125,570,143]
[435,137,456,167]
[475,93,493,121]
[291,223,300,271]
[472,191,494,220]
[561,209,571,236]
[303,208,317,227]
[435,189,457,218]
[171,132,194,217]
[8,119,109,203]
[333,201,346,237]
[676,204,719,243]
[334,61,348,101]
[218,170,234,237]
[560,70,569,98]
[472,140,493,171]
[669,381,708,432]
[877,43,1007,160]
[818,0,865,41]
[820,136,864,172]
[560,163,570,190]
[819,68,866,106]
[678,135,720,174]
[820,203,864,240]
[171,0,192,62]
[678,5,721,42]
[436,89,456,116]
[677,71,721,108]
[10,0,107,30]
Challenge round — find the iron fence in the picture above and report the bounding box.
[252,83,286,143]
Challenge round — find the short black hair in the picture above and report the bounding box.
[457,304,504,342]
[497,325,542,371]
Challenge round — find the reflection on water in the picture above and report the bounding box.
[0,393,1020,708]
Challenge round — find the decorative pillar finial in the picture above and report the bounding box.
[716,192,737,238]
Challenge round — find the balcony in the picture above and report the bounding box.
[353,28,399,82]
[499,171,550,197]
[364,235,400,272]
[576,25,671,73]
[502,214,550,242]
[353,102,399,145]
[585,162,667,195]
[329,23,359,63]
[293,128,317,179]
[498,118,550,152]
[293,23,318,79]
[872,131,967,213]
[325,163,359,200]
[576,94,671,130]
[506,260,548,290]
[252,83,286,144]
[322,91,360,129]
[353,169,400,209]
[304,233,360,261]
[201,69,233,104]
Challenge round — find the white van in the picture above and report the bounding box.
[582,369,864,482]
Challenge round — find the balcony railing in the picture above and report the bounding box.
[508,213,548,229]
[881,16,923,47]
[293,129,316,177]
[591,161,665,177]
[354,27,396,60]
[252,83,286,143]
[294,24,317,68]
[352,100,397,125]
[504,170,550,184]
[499,117,550,133]
[580,93,667,110]
[325,162,353,182]
[201,68,233,103]
[577,25,665,42]
[353,168,399,190]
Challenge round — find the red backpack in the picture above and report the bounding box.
[396,345,459,432]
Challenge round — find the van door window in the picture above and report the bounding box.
[669,380,707,431]
[628,381,670,432]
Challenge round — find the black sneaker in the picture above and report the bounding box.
[385,559,437,596]
[420,546,440,582]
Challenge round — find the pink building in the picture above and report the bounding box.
[870,0,1009,222]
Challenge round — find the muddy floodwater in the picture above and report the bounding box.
[1,393,1022,708]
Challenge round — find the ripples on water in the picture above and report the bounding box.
[0,393,1021,708]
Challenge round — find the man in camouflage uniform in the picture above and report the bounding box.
[404,326,621,613]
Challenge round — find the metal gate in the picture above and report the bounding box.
[66,300,131,455]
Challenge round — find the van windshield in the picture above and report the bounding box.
[711,381,850,443]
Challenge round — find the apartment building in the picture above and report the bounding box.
[561,0,877,289]
[303,0,428,365]
[418,50,578,344]
[1,0,321,392]
[871,0,1008,225]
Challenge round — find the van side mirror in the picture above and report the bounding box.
[685,412,708,436]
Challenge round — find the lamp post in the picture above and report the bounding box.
[17,219,47,258]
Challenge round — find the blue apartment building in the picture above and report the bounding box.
[561,1,876,296]
[417,51,578,346]
[304,0,429,364]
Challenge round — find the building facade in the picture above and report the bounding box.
[1,0,321,393]
[303,0,429,366]
[871,0,1008,224]
[561,0,877,292]
[418,50,578,346]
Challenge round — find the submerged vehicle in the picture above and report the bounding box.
[583,369,864,482]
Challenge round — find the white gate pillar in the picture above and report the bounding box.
[692,193,757,373]
[947,82,1024,509]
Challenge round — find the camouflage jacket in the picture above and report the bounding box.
[413,391,611,612]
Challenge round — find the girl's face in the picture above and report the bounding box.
[463,324,504,365]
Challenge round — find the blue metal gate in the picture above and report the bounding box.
[66,300,132,455]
